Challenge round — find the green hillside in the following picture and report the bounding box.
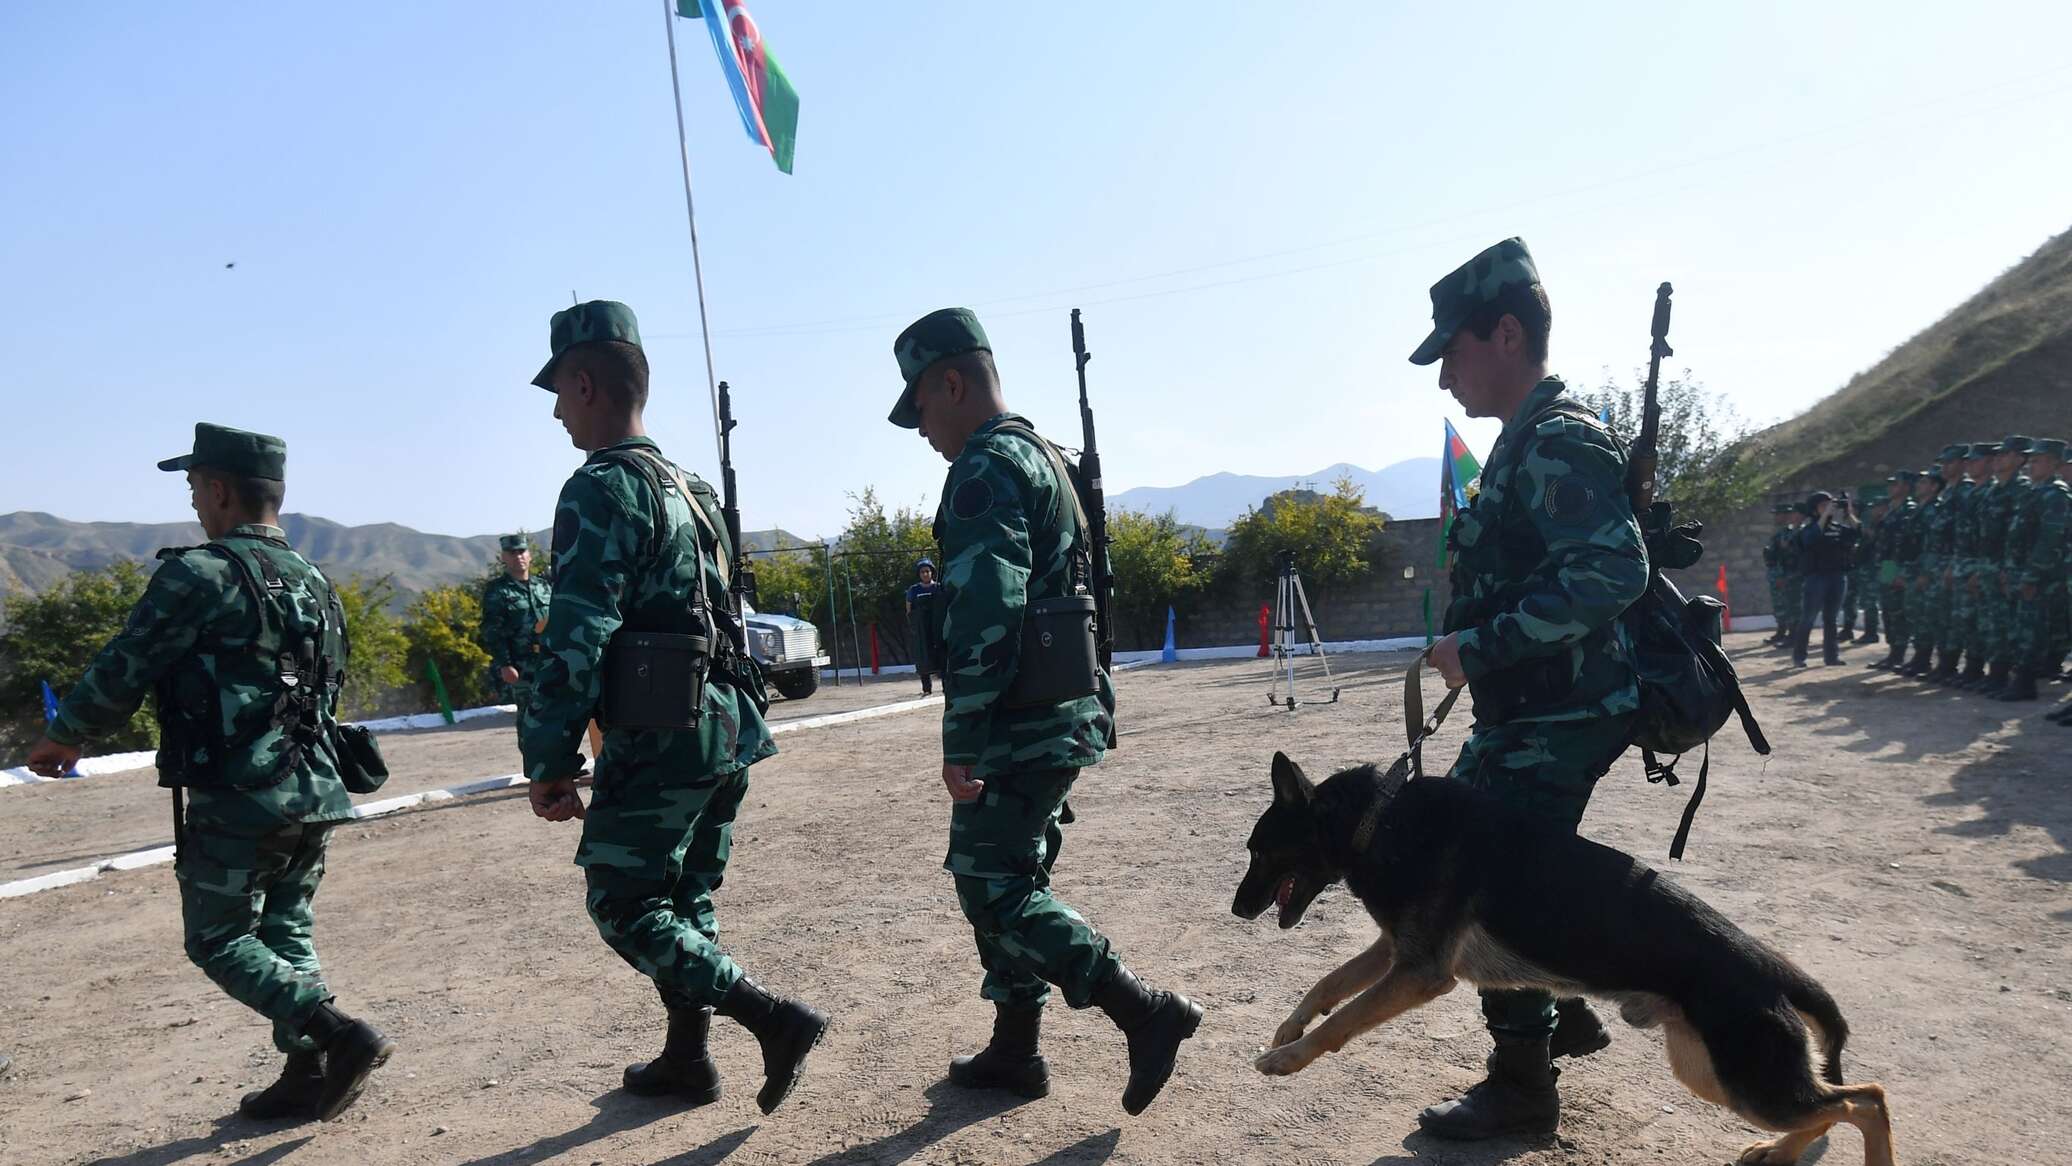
[1748,225,2072,489]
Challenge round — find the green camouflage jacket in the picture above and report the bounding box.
[1892,498,1928,568]
[1444,377,1648,725]
[1768,527,1803,574]
[1972,478,2018,565]
[933,413,1114,778]
[48,524,354,834]
[1927,481,1972,559]
[518,437,775,784]
[480,573,552,680]
[1877,499,1916,572]
[2015,476,2071,586]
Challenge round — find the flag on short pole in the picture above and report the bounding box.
[1161,606,1178,663]
[677,0,801,174]
[1436,418,1483,570]
[424,657,456,725]
[40,680,59,724]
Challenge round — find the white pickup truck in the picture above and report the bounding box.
[742,601,831,700]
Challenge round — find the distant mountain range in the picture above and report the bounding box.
[1110,459,1441,527]
[0,511,807,604]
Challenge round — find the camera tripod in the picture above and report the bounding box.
[1267,552,1340,709]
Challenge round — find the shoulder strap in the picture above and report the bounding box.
[987,419,1091,544]
[592,447,724,591]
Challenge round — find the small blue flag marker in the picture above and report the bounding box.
[1161,607,1178,663]
[41,680,59,724]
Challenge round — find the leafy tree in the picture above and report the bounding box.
[1219,477,1387,589]
[336,574,409,720]
[749,549,829,621]
[1575,370,1771,534]
[0,560,155,762]
[1107,509,1212,649]
[403,583,492,711]
[829,488,938,663]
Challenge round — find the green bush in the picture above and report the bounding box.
[0,560,156,762]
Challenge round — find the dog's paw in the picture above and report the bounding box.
[1736,1139,1803,1166]
[1253,1040,1317,1077]
[1272,1013,1312,1048]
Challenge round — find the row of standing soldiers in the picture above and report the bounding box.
[1764,436,2072,718]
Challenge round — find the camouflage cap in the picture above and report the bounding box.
[887,308,990,428]
[1891,469,1920,484]
[1937,444,1967,462]
[499,534,528,552]
[1967,441,2000,458]
[2036,438,2068,460]
[533,300,643,390]
[2001,435,2034,454]
[157,422,286,481]
[1408,237,1541,366]
[1923,467,1946,484]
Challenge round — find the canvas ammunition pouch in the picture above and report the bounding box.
[153,535,348,791]
[988,420,1103,709]
[589,448,728,729]
[329,722,389,794]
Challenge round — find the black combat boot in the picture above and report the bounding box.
[715,977,829,1114]
[623,1006,721,1105]
[1930,649,1962,684]
[239,1050,324,1121]
[1838,627,1856,643]
[1859,629,1881,646]
[1956,656,1988,690]
[301,1001,395,1122]
[947,1003,1049,1099]
[1418,1032,1560,1141]
[1899,644,1934,676]
[1995,668,2039,702]
[1548,997,1610,1060]
[1092,966,1203,1115]
[1977,660,2011,697]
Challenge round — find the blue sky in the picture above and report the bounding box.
[4,1,2070,539]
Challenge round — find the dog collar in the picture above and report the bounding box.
[1350,793,1387,853]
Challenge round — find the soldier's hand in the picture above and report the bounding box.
[499,665,521,685]
[942,762,984,803]
[528,777,586,822]
[1429,633,1468,690]
[25,736,81,779]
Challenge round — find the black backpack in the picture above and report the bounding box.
[1621,502,1770,858]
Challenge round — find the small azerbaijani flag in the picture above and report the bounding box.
[677,1,801,174]
[1436,419,1483,569]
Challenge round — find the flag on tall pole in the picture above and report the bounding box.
[676,1,801,174]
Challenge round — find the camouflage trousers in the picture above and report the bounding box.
[2013,583,2069,671]
[1448,712,1635,1038]
[1910,560,1945,652]
[177,819,335,1054]
[945,767,1120,1009]
[1848,566,1879,635]
[1778,573,1804,635]
[1970,565,2011,663]
[1942,562,1982,655]
[1880,578,1909,649]
[1766,570,1785,629]
[577,760,749,1010]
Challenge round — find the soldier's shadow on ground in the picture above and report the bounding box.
[452,1089,685,1166]
[1368,1128,1547,1165]
[793,1079,1074,1166]
[87,1126,311,1166]
[1929,716,2072,912]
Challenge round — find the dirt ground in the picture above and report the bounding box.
[1,636,2066,1166]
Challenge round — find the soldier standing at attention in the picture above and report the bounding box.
[1868,471,1920,670]
[1763,506,1792,644]
[1970,438,2030,696]
[1414,239,1649,1141]
[480,533,552,720]
[1902,453,1959,677]
[1776,502,1806,650]
[886,307,1202,1115]
[2011,440,2072,716]
[1931,444,1986,684]
[24,424,393,1123]
[521,300,828,1114]
[1849,483,1887,647]
[906,558,946,695]
[1945,442,1997,688]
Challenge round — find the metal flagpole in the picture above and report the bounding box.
[660,0,727,467]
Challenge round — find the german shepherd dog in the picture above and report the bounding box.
[1231,752,1895,1166]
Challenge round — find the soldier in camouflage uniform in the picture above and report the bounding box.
[1411,240,1649,1141]
[1931,444,1988,684]
[520,301,828,1115]
[887,307,1202,1115]
[1772,505,1806,648]
[1943,443,1996,688]
[1848,483,1887,646]
[2011,440,2072,715]
[1969,438,2031,696]
[24,423,393,1124]
[1869,471,1920,670]
[1763,506,1794,644]
[480,532,552,722]
[1902,452,1961,677]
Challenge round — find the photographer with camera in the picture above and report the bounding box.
[1790,490,1861,667]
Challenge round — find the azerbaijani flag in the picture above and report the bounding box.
[1436,418,1482,569]
[678,1,801,174]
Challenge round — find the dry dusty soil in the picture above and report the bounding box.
[1,636,2067,1166]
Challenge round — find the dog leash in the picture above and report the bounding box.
[1401,646,1461,779]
